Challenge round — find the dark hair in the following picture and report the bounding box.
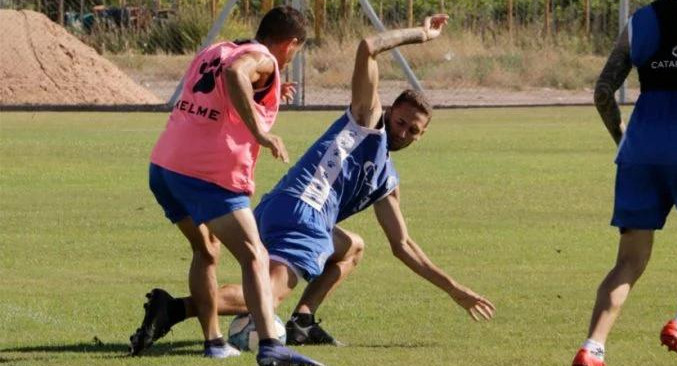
[392,89,433,122]
[256,6,307,44]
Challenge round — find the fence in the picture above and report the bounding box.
[0,0,647,108]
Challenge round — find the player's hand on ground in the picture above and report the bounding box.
[258,132,289,163]
[281,82,297,103]
[449,286,495,321]
[422,14,449,41]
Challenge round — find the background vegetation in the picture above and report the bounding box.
[3,1,651,90]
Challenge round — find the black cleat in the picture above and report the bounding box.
[128,288,174,356]
[285,317,343,347]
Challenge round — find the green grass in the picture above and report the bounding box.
[0,108,675,366]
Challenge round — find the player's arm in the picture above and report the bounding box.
[594,25,632,146]
[351,14,448,129]
[224,52,289,162]
[373,187,495,321]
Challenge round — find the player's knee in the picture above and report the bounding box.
[617,255,650,279]
[349,234,365,264]
[273,292,287,309]
[193,246,219,266]
[236,242,269,271]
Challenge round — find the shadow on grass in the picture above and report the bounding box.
[0,339,203,359]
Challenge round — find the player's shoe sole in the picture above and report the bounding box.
[257,344,324,366]
[128,288,174,356]
[660,320,677,353]
[572,348,605,366]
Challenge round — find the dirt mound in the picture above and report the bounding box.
[0,10,161,105]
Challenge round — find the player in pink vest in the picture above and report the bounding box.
[130,6,323,365]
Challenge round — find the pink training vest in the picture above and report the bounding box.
[151,42,280,195]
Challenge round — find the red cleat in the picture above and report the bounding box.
[661,320,677,353]
[572,348,606,366]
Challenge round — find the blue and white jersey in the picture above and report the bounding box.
[617,0,677,165]
[266,109,399,226]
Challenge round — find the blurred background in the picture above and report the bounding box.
[0,0,649,107]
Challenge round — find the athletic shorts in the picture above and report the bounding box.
[254,193,333,282]
[149,163,250,225]
[611,163,677,230]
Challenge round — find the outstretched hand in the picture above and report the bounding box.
[450,286,496,321]
[258,132,289,163]
[423,14,449,41]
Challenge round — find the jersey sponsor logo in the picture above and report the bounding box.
[650,45,677,69]
[173,99,222,121]
[651,59,677,69]
[193,57,222,94]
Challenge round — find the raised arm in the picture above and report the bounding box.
[373,187,495,321]
[224,52,289,162]
[594,25,632,146]
[351,14,448,129]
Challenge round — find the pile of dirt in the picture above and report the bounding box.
[0,10,161,105]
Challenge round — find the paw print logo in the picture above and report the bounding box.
[192,57,222,94]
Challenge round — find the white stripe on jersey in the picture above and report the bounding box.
[299,110,380,210]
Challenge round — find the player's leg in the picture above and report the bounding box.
[660,166,677,353]
[206,208,278,341]
[573,163,672,366]
[207,210,323,366]
[130,164,230,357]
[293,226,364,314]
[572,230,654,366]
[286,226,364,346]
[177,217,222,341]
[588,229,654,342]
[129,251,301,348]
[176,217,243,358]
[180,257,300,317]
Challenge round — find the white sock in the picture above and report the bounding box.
[582,339,605,361]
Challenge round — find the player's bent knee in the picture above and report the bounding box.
[236,245,270,273]
[348,233,365,255]
[192,244,220,265]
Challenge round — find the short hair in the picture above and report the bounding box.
[392,89,433,122]
[256,6,307,44]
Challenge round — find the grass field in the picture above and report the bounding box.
[0,108,675,366]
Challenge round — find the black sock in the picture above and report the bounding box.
[168,298,186,326]
[291,312,315,327]
[259,338,283,347]
[204,336,225,348]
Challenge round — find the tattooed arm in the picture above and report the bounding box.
[351,15,448,129]
[594,26,633,146]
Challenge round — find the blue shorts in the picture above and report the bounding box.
[611,163,677,230]
[149,163,250,225]
[254,193,333,282]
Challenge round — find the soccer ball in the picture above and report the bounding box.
[227,313,286,352]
